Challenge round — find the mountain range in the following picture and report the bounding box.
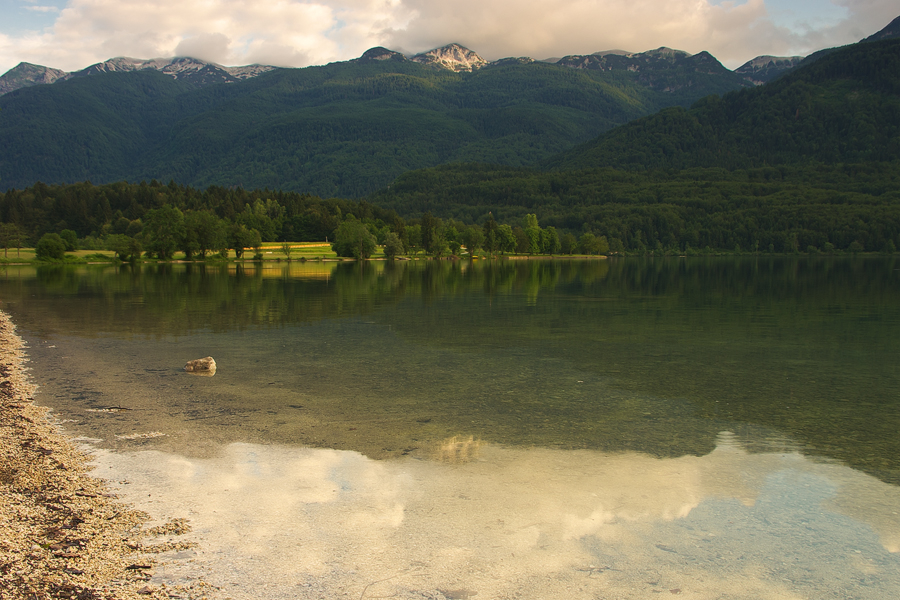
[0,41,805,97]
[0,16,898,198]
[369,34,900,222]
[0,56,273,95]
[0,42,757,196]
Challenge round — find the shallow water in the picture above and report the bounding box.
[2,257,899,598]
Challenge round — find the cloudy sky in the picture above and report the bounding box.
[0,0,897,75]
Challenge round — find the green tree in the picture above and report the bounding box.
[383,232,403,260]
[403,224,422,256]
[483,213,499,254]
[462,225,483,257]
[498,224,517,255]
[106,234,142,261]
[144,205,185,260]
[237,199,283,241]
[596,235,610,255]
[421,212,441,255]
[59,229,78,251]
[0,223,23,257]
[35,233,67,260]
[281,242,294,260]
[579,232,602,255]
[513,226,530,254]
[544,227,562,254]
[250,229,263,259]
[523,214,541,254]
[430,229,450,258]
[560,232,577,255]
[333,218,376,259]
[185,210,226,259]
[229,223,258,259]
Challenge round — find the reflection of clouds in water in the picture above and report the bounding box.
[93,434,900,599]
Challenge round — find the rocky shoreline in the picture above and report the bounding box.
[0,311,210,600]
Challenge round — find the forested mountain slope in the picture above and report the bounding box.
[545,38,900,171]
[0,47,751,197]
[367,37,900,253]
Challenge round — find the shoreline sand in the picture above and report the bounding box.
[0,311,210,600]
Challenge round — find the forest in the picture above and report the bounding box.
[547,38,900,171]
[1,161,898,260]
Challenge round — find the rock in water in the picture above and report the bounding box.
[184,356,216,375]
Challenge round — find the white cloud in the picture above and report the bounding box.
[174,32,231,64]
[23,5,61,12]
[0,0,897,75]
[0,0,414,73]
[384,0,898,67]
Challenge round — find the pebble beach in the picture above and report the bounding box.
[0,311,211,600]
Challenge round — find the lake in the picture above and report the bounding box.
[2,257,899,599]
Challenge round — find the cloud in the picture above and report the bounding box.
[23,5,62,13]
[0,0,413,73]
[384,0,898,67]
[93,439,900,598]
[0,0,897,75]
[174,32,231,64]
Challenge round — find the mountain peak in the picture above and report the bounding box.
[489,57,535,67]
[642,47,692,60]
[862,14,900,42]
[592,49,632,57]
[0,62,68,95]
[411,44,487,72]
[735,55,804,85]
[359,47,406,62]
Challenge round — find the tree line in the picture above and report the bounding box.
[370,161,900,254]
[0,179,610,261]
[2,171,897,261]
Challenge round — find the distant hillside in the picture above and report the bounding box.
[545,38,900,171]
[367,35,900,254]
[0,56,275,95]
[0,46,754,196]
[734,55,803,85]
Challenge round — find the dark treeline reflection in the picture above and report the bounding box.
[2,256,897,336]
[1,257,898,484]
[0,259,615,337]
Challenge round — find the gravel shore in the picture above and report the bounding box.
[0,311,211,600]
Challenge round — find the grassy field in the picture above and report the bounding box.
[257,243,340,260]
[0,243,610,264]
[0,242,351,264]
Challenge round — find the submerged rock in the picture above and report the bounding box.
[184,356,216,375]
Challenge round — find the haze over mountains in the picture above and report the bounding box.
[0,16,898,199]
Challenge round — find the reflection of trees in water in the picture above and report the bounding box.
[7,256,899,345]
[2,257,899,485]
[5,259,614,336]
[435,436,483,463]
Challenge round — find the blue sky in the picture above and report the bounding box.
[0,0,896,75]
